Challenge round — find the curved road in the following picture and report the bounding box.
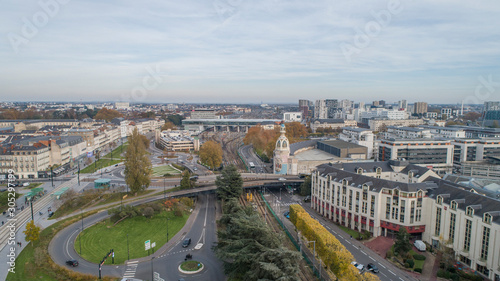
[50,193,224,281]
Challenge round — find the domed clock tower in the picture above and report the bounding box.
[273,121,290,174]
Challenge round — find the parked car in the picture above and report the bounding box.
[366,263,379,273]
[283,211,290,219]
[48,211,54,218]
[182,238,191,248]
[414,240,426,251]
[278,177,286,181]
[66,260,79,267]
[304,196,311,202]
[351,261,364,271]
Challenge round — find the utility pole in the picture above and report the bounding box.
[78,163,80,186]
[51,166,54,187]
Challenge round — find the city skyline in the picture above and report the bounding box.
[1,0,499,103]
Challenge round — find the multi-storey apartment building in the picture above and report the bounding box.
[311,161,500,280]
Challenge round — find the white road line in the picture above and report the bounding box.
[379,264,386,269]
[127,260,139,264]
[399,278,404,281]
[388,270,395,275]
[369,257,375,261]
[360,250,366,255]
[346,241,351,244]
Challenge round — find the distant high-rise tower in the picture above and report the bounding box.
[398,100,408,110]
[314,99,328,119]
[325,99,339,118]
[414,102,428,115]
[299,99,310,120]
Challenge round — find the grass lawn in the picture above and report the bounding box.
[337,225,362,238]
[22,182,43,190]
[152,165,181,177]
[414,259,425,270]
[76,210,189,264]
[80,143,128,174]
[181,260,203,271]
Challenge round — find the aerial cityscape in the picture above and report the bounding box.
[1,1,500,281]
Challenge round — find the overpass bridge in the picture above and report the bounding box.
[165,179,304,198]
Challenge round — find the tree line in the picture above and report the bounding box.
[214,165,302,280]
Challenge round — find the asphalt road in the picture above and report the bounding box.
[239,144,271,173]
[266,189,418,281]
[49,193,224,281]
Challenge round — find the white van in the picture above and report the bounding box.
[414,240,426,251]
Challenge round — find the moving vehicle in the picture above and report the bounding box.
[249,162,255,169]
[278,177,286,181]
[48,211,54,218]
[414,240,426,251]
[304,195,311,202]
[351,261,364,271]
[66,260,79,267]
[366,263,379,273]
[182,238,191,248]
[283,211,290,219]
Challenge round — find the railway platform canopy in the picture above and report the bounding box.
[183,119,281,132]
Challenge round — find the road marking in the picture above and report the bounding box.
[360,250,366,255]
[379,264,386,269]
[346,240,351,244]
[388,270,395,275]
[369,257,375,261]
[399,278,404,281]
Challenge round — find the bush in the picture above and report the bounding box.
[413,254,426,260]
[143,207,154,218]
[437,270,446,278]
[404,262,410,268]
[414,268,422,273]
[386,249,393,258]
[406,259,415,268]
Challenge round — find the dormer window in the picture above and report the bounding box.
[342,179,347,187]
[484,213,491,224]
[449,201,456,210]
[357,168,363,174]
[466,206,474,217]
[437,195,443,205]
[408,171,413,180]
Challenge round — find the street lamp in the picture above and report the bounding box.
[80,209,84,254]
[166,216,170,242]
[163,177,166,199]
[127,234,130,261]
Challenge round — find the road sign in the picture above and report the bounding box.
[152,242,156,248]
[145,240,151,251]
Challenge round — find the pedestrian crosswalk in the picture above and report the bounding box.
[272,201,303,207]
[123,260,138,279]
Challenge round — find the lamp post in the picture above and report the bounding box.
[163,177,166,199]
[29,198,34,221]
[78,163,80,186]
[127,234,130,261]
[166,216,170,242]
[80,209,84,254]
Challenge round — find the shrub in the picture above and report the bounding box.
[414,268,422,273]
[386,249,393,258]
[413,254,426,260]
[404,262,410,268]
[143,207,154,218]
[406,259,415,268]
[437,270,446,278]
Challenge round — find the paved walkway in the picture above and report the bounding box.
[363,236,394,258]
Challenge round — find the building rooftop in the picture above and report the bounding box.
[318,140,366,149]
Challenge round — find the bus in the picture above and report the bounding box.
[249,162,255,169]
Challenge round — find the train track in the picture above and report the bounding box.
[248,191,316,281]
[0,177,79,250]
[211,132,246,171]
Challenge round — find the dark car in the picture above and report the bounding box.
[283,211,290,219]
[182,238,191,248]
[66,260,78,267]
[366,263,379,273]
[304,195,311,202]
[48,211,54,218]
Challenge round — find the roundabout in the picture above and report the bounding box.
[179,260,204,274]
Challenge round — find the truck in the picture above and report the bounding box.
[414,240,426,251]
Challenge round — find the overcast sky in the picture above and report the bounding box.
[1,0,499,104]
